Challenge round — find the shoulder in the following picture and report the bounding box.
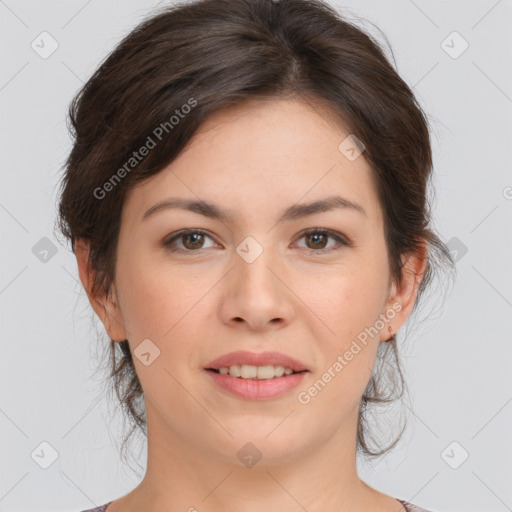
[397,498,439,512]
[80,498,439,512]
[79,502,112,512]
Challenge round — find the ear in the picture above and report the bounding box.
[75,239,128,342]
[380,238,428,341]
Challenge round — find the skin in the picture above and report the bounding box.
[76,96,427,512]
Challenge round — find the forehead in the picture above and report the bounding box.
[122,97,382,228]
[186,96,353,160]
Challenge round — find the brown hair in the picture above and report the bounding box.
[56,0,455,464]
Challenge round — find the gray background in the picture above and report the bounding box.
[1,0,511,511]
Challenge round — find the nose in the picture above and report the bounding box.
[219,243,296,332]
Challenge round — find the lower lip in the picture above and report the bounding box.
[205,370,308,400]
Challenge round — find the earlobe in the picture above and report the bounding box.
[74,238,128,342]
[99,290,129,342]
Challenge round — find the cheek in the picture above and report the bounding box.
[116,262,210,391]
[303,260,389,341]
[297,272,382,416]
[298,260,388,393]
[116,249,213,340]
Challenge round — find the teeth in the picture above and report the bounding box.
[216,365,298,379]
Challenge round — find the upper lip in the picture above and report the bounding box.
[205,351,309,372]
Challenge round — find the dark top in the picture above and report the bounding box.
[80,497,437,511]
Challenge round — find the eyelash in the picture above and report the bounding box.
[163,228,351,255]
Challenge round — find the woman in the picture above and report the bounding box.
[57,0,455,510]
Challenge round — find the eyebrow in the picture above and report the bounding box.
[142,195,367,223]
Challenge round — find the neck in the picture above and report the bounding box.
[115,403,391,512]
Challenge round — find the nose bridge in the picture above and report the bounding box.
[234,233,280,292]
[227,232,293,322]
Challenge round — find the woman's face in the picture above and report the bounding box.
[87,97,419,465]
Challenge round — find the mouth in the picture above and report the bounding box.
[204,351,310,399]
[205,365,308,380]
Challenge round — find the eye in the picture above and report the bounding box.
[163,229,218,252]
[163,228,351,254]
[294,228,350,254]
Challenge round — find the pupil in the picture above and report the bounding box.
[309,233,326,249]
[185,233,203,249]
